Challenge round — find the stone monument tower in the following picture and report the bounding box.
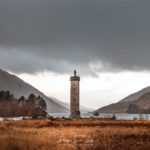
[70,70,80,119]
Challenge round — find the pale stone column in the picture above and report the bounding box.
[70,72,80,119]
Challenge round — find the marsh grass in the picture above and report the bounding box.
[0,119,149,150]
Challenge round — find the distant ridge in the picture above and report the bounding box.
[95,86,150,113]
[52,97,94,113]
[0,69,68,113]
[119,87,150,103]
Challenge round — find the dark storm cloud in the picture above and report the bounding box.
[0,0,150,75]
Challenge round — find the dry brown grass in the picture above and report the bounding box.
[0,119,149,150]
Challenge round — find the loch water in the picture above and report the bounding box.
[49,113,150,120]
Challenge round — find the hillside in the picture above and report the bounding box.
[0,69,69,113]
[135,92,150,110]
[120,87,150,102]
[52,97,94,113]
[95,87,150,113]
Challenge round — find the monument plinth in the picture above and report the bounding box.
[70,70,80,119]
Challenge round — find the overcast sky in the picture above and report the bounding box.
[1,0,150,108]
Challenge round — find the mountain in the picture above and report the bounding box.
[95,87,150,113]
[119,87,150,103]
[0,69,69,113]
[52,97,94,113]
[134,92,150,110]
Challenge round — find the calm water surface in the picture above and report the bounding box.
[1,113,149,121]
[49,113,150,120]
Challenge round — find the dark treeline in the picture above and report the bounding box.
[127,103,150,114]
[0,91,47,118]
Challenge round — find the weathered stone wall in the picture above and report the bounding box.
[70,76,80,118]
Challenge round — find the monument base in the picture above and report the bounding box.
[69,115,81,119]
[70,111,80,119]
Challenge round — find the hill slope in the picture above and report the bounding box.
[120,87,150,103]
[52,97,94,113]
[95,87,150,113]
[0,69,69,113]
[135,92,150,110]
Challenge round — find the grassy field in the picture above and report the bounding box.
[0,119,150,150]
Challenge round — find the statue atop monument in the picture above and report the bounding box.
[74,70,77,77]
